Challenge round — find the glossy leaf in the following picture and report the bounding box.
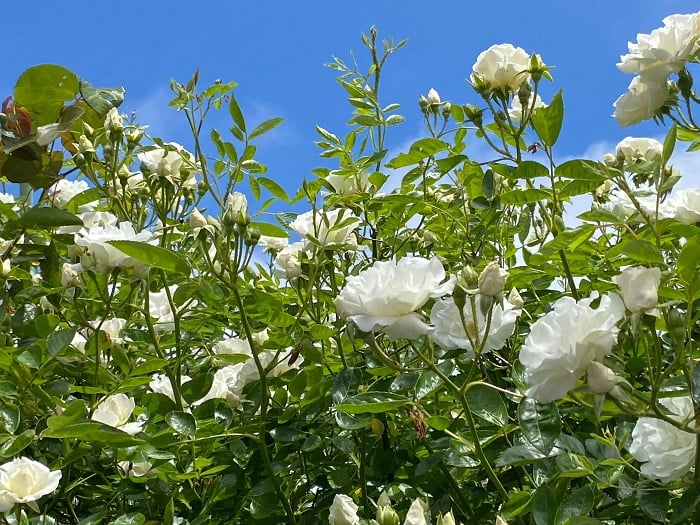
[519,398,561,455]
[107,240,191,275]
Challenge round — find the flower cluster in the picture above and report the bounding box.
[519,293,625,402]
[613,11,700,126]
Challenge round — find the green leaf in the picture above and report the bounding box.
[249,221,288,238]
[531,90,564,147]
[108,513,145,525]
[79,80,125,116]
[621,239,664,264]
[258,177,290,202]
[556,160,609,180]
[514,160,549,180]
[678,237,700,284]
[637,485,669,522]
[533,485,557,525]
[662,124,677,164]
[42,422,144,447]
[16,206,83,228]
[335,392,410,414]
[500,188,551,205]
[671,482,700,524]
[229,95,246,133]
[249,117,284,140]
[332,368,362,404]
[180,373,214,405]
[0,405,20,434]
[14,64,80,125]
[0,429,35,458]
[518,398,561,455]
[107,241,190,275]
[466,384,508,426]
[554,485,594,524]
[165,411,196,437]
[386,138,449,168]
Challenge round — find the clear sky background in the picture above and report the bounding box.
[4,1,700,200]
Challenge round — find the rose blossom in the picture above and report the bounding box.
[290,208,361,249]
[48,179,96,211]
[664,188,700,224]
[273,241,306,279]
[629,396,696,482]
[328,494,359,525]
[471,43,531,92]
[508,93,546,122]
[325,171,369,195]
[0,457,62,511]
[137,142,197,187]
[431,296,520,359]
[613,76,668,128]
[519,293,625,402]
[612,266,661,313]
[91,394,144,435]
[617,12,700,81]
[258,235,289,254]
[403,498,429,525]
[74,221,156,274]
[615,136,663,166]
[335,257,455,341]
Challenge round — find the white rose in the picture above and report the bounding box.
[149,373,192,405]
[258,235,289,254]
[90,317,127,344]
[193,366,242,406]
[325,171,369,195]
[507,287,524,309]
[615,136,663,166]
[430,296,520,359]
[613,76,668,128]
[508,93,546,122]
[74,221,156,273]
[478,261,509,296]
[335,257,455,341]
[226,191,249,224]
[436,512,456,525]
[604,189,666,221]
[586,361,617,394]
[617,13,700,81]
[118,459,152,478]
[328,494,359,525]
[189,208,208,229]
[61,262,82,289]
[148,285,194,332]
[664,188,700,224]
[91,394,143,435]
[48,179,95,211]
[403,498,428,525]
[471,43,531,92]
[519,293,625,402]
[214,337,252,356]
[104,107,124,132]
[137,142,197,185]
[0,457,62,512]
[612,266,661,313]
[427,88,441,105]
[290,208,361,249]
[629,396,696,482]
[273,241,306,279]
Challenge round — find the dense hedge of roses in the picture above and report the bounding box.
[0,11,697,525]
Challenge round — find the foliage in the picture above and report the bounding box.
[0,15,697,525]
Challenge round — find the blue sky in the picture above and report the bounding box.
[5,1,700,200]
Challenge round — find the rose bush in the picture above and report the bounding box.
[0,11,697,525]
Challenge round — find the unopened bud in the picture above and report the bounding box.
[437,512,457,525]
[244,226,261,247]
[507,287,523,309]
[602,153,617,167]
[442,102,452,119]
[189,208,207,229]
[587,361,616,394]
[375,505,399,525]
[478,261,508,297]
[464,104,483,126]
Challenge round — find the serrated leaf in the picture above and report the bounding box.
[466,384,508,426]
[554,485,594,524]
[16,206,82,229]
[621,239,664,264]
[501,188,551,205]
[386,138,449,169]
[229,96,246,133]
